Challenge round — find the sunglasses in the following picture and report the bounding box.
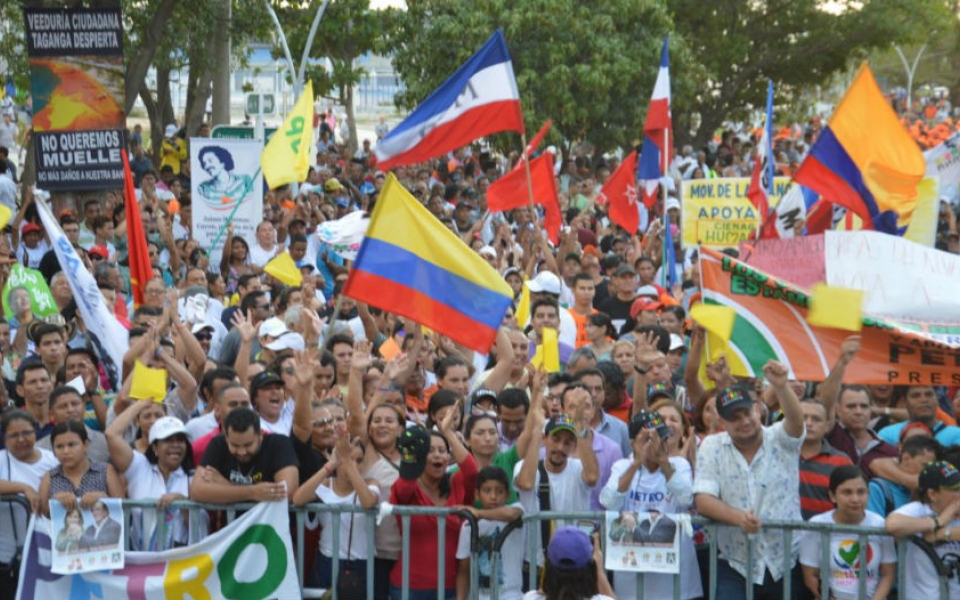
[194,332,213,341]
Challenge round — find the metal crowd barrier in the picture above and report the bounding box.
[3,496,954,600]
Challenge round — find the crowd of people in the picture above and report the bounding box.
[0,111,957,600]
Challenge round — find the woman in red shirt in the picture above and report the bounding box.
[390,404,477,600]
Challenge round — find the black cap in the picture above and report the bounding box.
[919,461,960,492]
[250,371,283,398]
[397,425,430,480]
[629,409,672,440]
[614,263,636,277]
[715,385,755,420]
[470,388,498,409]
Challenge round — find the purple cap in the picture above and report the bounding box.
[547,526,593,570]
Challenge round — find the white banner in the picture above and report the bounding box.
[17,501,300,600]
[190,138,264,267]
[604,510,681,574]
[35,197,127,389]
[825,230,960,329]
[49,498,124,574]
[925,130,960,202]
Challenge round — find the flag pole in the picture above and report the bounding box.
[520,133,537,211]
[661,128,669,288]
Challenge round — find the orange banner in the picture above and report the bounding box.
[699,247,960,385]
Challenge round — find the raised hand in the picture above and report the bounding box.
[762,360,790,388]
[634,331,661,367]
[231,310,256,343]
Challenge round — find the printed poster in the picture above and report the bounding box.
[49,498,124,575]
[680,177,790,249]
[23,7,125,190]
[604,510,680,575]
[190,137,264,267]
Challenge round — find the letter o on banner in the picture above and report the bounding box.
[218,525,287,600]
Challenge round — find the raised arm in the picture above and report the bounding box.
[290,350,320,443]
[817,335,861,417]
[763,360,803,438]
[515,368,546,460]
[631,332,661,416]
[104,398,152,473]
[346,341,373,440]
[231,310,256,385]
[570,388,599,487]
[477,328,514,394]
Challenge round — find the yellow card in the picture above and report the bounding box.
[130,360,168,402]
[264,252,302,287]
[542,327,560,373]
[807,283,864,332]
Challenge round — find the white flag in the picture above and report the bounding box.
[35,197,128,388]
[316,211,370,261]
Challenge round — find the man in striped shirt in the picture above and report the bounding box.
[798,398,852,519]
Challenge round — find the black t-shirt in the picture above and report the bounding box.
[597,295,633,330]
[291,432,328,485]
[593,278,611,309]
[201,433,299,485]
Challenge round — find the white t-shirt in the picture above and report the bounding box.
[799,510,894,600]
[248,243,278,268]
[260,399,295,436]
[184,411,218,442]
[456,505,525,600]
[514,457,593,564]
[0,448,59,562]
[124,451,192,550]
[315,483,380,559]
[890,501,960,600]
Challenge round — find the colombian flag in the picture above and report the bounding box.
[794,63,925,235]
[344,174,513,353]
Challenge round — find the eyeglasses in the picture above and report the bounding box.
[4,430,35,440]
[312,418,334,427]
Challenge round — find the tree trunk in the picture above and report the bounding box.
[139,86,163,168]
[124,0,180,114]
[157,67,176,129]
[345,84,358,157]
[20,133,35,192]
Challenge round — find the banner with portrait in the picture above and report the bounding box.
[48,498,124,575]
[190,138,264,267]
[604,510,681,574]
[23,7,125,190]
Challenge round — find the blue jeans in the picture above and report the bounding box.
[714,558,802,600]
[388,585,455,600]
[315,553,368,590]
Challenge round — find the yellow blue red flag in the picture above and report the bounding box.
[794,63,924,235]
[344,174,512,353]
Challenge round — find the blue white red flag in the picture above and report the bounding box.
[375,30,524,169]
[637,36,672,207]
[749,81,775,238]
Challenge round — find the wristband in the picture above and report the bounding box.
[634,365,650,375]
[933,516,942,532]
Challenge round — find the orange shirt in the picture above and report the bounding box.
[568,307,597,348]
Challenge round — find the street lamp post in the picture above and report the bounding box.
[894,44,927,112]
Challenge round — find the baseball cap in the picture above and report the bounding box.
[647,382,675,403]
[478,245,497,259]
[21,223,41,235]
[669,334,687,352]
[148,416,187,444]
[470,388,498,410]
[544,414,577,438]
[635,284,660,299]
[614,264,636,277]
[191,322,214,335]
[250,370,283,398]
[324,178,344,192]
[665,197,681,213]
[88,245,109,259]
[259,317,288,339]
[360,181,376,195]
[629,297,662,319]
[628,409,672,439]
[547,526,593,570]
[526,271,561,295]
[265,332,306,352]
[920,461,960,491]
[164,124,178,137]
[397,425,430,479]
[715,385,755,420]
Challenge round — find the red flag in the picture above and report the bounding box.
[597,150,640,234]
[487,152,561,244]
[122,150,153,307]
[805,199,834,236]
[523,119,553,158]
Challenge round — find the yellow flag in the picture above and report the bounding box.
[515,280,531,326]
[0,205,11,231]
[130,360,168,402]
[542,327,560,372]
[264,251,303,286]
[690,304,736,341]
[807,283,864,332]
[261,80,314,189]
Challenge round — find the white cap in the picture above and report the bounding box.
[478,245,497,258]
[191,322,214,334]
[265,332,306,352]
[665,197,681,213]
[259,317,288,339]
[636,284,659,299]
[669,334,687,352]
[526,271,561,295]
[164,124,178,137]
[149,416,187,444]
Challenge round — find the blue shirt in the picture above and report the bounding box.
[314,243,344,298]
[868,477,911,517]
[877,420,960,447]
